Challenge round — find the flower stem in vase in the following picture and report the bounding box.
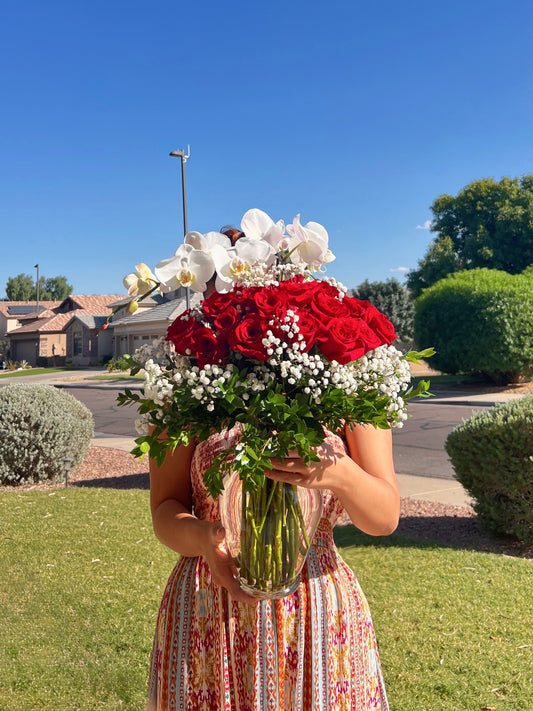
[233,478,322,599]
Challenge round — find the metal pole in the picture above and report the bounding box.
[180,155,188,236]
[34,264,40,312]
[169,147,190,237]
[169,147,191,308]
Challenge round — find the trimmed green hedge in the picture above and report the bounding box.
[445,395,533,545]
[0,383,94,486]
[414,268,533,382]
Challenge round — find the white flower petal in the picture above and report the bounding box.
[241,208,275,240]
[155,245,215,292]
[236,237,275,264]
[241,209,286,249]
[185,231,231,251]
[183,231,205,249]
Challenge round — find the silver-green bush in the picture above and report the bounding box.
[445,395,533,545]
[0,384,94,486]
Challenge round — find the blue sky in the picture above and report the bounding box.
[2,0,533,299]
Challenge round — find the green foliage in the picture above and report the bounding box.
[39,275,73,301]
[5,273,73,302]
[350,278,415,344]
[407,235,462,297]
[414,269,533,382]
[5,273,35,300]
[408,175,533,296]
[119,351,431,498]
[0,339,9,360]
[0,384,94,486]
[106,356,131,372]
[445,396,533,545]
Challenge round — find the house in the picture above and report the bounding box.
[0,301,61,339]
[110,288,200,358]
[7,295,124,367]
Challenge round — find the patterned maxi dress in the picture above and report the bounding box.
[147,428,390,711]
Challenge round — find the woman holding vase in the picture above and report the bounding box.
[118,209,429,710]
[146,419,398,711]
[140,215,401,710]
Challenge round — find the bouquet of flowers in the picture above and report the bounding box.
[118,208,432,597]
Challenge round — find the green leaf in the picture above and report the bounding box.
[403,347,436,363]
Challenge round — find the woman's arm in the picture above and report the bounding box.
[149,443,256,603]
[266,424,400,536]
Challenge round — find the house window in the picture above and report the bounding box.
[73,331,82,356]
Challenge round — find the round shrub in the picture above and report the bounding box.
[0,384,94,486]
[414,269,533,383]
[445,395,533,545]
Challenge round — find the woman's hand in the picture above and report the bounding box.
[201,522,257,606]
[266,425,400,536]
[265,441,348,492]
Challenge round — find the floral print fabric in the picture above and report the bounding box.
[147,429,389,710]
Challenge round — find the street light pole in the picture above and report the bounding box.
[169,146,191,307]
[169,146,190,237]
[34,264,40,312]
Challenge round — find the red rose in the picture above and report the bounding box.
[362,305,397,345]
[232,313,269,361]
[278,277,322,307]
[212,305,241,338]
[202,290,237,321]
[241,285,289,319]
[342,295,368,318]
[166,312,201,355]
[292,309,322,352]
[191,326,228,369]
[311,289,352,321]
[318,316,382,364]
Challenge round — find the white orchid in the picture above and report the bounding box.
[213,237,276,293]
[184,230,232,252]
[121,209,336,302]
[241,208,286,251]
[123,263,159,296]
[286,214,334,268]
[155,243,216,293]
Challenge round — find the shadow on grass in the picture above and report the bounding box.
[334,519,531,559]
[72,472,150,490]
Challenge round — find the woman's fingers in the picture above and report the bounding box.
[207,524,257,605]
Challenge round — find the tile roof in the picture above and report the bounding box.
[0,301,60,317]
[7,295,126,337]
[64,313,109,330]
[111,292,202,326]
[8,312,76,335]
[63,295,126,311]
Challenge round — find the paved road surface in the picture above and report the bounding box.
[392,402,487,480]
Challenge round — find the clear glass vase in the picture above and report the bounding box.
[219,474,323,600]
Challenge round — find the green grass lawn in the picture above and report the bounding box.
[1,488,531,711]
[0,368,69,379]
[89,373,144,382]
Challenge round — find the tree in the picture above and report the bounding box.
[5,274,35,301]
[407,175,533,296]
[414,269,533,383]
[350,278,415,345]
[39,276,73,301]
[5,274,73,302]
